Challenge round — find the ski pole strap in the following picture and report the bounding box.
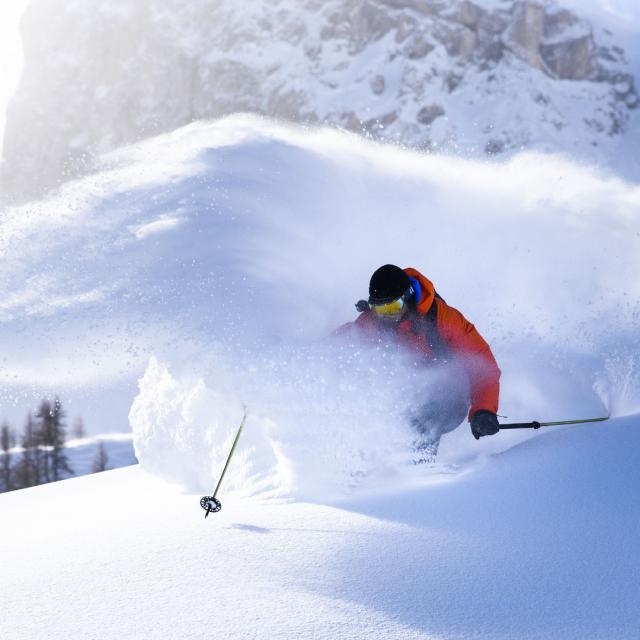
[499,415,610,430]
[212,410,247,499]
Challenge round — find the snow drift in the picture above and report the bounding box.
[1,115,639,498]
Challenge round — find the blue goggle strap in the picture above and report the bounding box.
[407,276,421,304]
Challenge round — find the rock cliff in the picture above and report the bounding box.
[1,0,637,201]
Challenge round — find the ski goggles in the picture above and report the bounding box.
[370,296,406,318]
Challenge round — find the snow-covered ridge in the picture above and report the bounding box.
[2,0,638,201]
[56,433,137,476]
[1,434,137,489]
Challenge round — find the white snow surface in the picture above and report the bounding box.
[1,115,639,637]
[1,413,638,639]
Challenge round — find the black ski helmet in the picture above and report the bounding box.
[368,264,411,304]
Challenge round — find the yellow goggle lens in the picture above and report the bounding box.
[371,298,405,316]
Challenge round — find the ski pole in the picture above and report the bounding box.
[200,409,247,518]
[499,415,610,430]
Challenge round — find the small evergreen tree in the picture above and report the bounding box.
[91,441,109,473]
[1,421,14,492]
[72,417,86,439]
[36,399,53,483]
[35,398,74,483]
[50,398,73,482]
[15,413,40,489]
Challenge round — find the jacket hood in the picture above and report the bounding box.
[404,267,435,315]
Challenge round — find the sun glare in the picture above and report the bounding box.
[0,1,29,145]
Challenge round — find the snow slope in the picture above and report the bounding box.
[1,412,638,639]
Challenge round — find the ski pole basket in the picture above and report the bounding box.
[200,496,221,516]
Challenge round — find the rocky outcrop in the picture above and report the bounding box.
[503,2,547,71]
[417,104,445,125]
[503,2,598,80]
[1,0,637,202]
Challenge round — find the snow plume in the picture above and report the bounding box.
[1,115,639,493]
[595,349,640,418]
[122,118,640,496]
[129,338,454,499]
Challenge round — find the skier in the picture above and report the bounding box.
[337,264,501,462]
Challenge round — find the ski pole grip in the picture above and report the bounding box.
[499,421,541,430]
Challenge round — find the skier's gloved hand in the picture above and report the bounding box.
[470,410,500,440]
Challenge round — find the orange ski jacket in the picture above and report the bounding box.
[338,268,501,420]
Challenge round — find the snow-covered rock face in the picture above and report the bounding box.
[1,0,637,201]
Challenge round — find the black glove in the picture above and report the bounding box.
[470,410,500,440]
